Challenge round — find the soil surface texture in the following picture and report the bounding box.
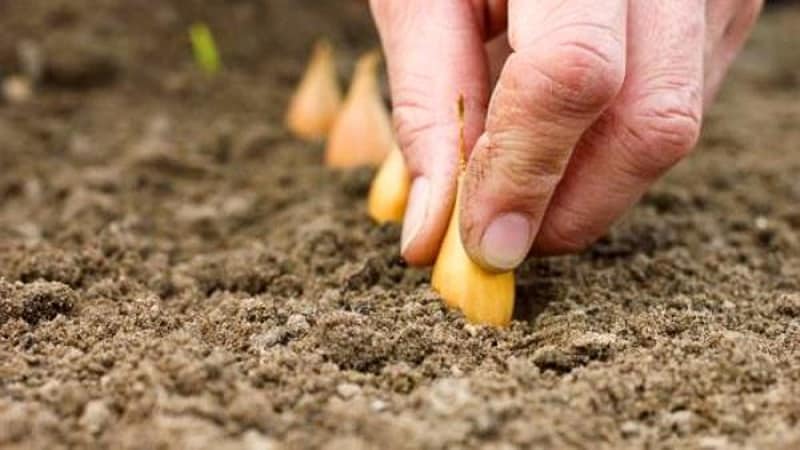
[1,2,799,449]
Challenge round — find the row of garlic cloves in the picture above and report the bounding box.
[285,39,408,224]
[285,40,514,327]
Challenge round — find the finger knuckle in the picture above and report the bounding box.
[506,31,624,118]
[618,88,702,177]
[536,28,626,114]
[391,95,445,158]
[392,100,425,144]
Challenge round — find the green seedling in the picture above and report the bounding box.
[189,23,221,75]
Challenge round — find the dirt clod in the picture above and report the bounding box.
[0,280,75,325]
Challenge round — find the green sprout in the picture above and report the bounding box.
[189,23,221,75]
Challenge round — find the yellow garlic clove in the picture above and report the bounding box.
[325,50,393,168]
[431,175,515,327]
[286,39,342,141]
[367,144,409,224]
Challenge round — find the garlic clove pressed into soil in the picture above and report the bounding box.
[325,50,393,168]
[367,144,410,223]
[431,98,515,327]
[432,174,515,327]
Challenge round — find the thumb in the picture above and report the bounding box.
[370,0,489,265]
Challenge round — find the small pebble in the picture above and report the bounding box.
[336,383,361,399]
[242,429,278,450]
[722,300,736,310]
[79,400,111,435]
[286,314,310,335]
[620,420,640,438]
[370,399,387,412]
[2,76,33,104]
[251,329,285,350]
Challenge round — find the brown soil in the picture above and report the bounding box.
[1,2,799,449]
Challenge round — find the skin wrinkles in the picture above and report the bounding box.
[371,0,763,269]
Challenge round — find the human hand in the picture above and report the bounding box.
[370,0,762,270]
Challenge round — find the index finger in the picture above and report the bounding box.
[370,0,490,265]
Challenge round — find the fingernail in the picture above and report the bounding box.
[401,177,430,255]
[479,212,532,271]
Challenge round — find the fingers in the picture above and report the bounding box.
[704,0,763,104]
[533,0,706,255]
[370,0,489,265]
[460,0,628,271]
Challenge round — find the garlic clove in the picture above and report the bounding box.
[325,50,393,168]
[286,39,342,141]
[432,175,515,326]
[367,144,410,224]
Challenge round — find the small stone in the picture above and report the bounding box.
[286,314,310,335]
[251,328,285,351]
[464,324,480,337]
[80,400,111,434]
[175,203,217,223]
[2,76,33,104]
[221,195,255,218]
[722,300,736,310]
[663,410,696,435]
[473,410,498,436]
[370,399,387,412]
[336,383,361,399]
[620,420,640,438]
[241,429,278,450]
